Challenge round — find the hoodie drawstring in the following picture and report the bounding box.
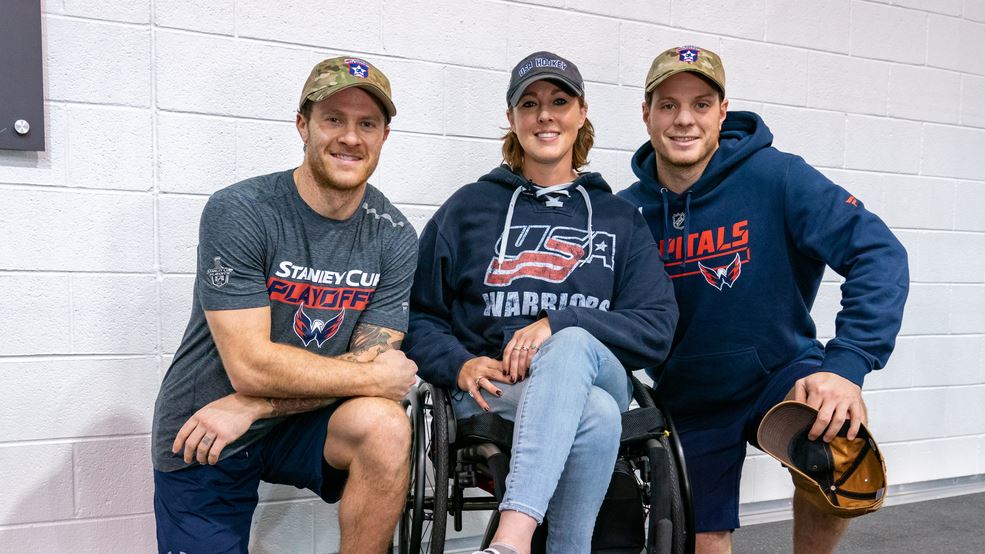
[660,188,670,263]
[682,190,692,267]
[658,188,693,266]
[496,186,525,268]
[496,181,595,269]
[575,185,594,263]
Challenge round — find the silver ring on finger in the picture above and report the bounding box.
[475,376,485,389]
[520,346,529,351]
[529,345,539,351]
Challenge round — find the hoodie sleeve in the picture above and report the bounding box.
[546,210,679,370]
[403,218,476,389]
[783,157,909,386]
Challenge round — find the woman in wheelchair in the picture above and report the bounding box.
[403,51,678,553]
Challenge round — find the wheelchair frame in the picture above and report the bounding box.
[399,375,694,554]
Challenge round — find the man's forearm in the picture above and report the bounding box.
[238,323,405,412]
[264,396,339,418]
[227,322,402,398]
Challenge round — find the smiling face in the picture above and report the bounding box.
[643,71,728,181]
[296,87,390,192]
[507,79,587,178]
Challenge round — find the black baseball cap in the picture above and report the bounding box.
[506,51,584,107]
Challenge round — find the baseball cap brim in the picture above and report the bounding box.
[508,75,583,107]
[758,401,887,518]
[645,67,724,96]
[301,81,397,118]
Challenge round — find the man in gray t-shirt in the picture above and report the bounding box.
[152,56,418,554]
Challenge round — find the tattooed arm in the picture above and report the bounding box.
[263,322,405,416]
[172,322,415,464]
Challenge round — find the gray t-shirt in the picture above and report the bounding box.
[152,169,417,472]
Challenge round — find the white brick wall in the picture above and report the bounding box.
[1,1,982,550]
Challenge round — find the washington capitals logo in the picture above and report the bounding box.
[345,58,369,78]
[293,304,345,348]
[485,225,615,287]
[697,252,742,291]
[678,46,700,63]
[206,257,233,288]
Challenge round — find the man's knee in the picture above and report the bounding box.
[327,397,411,469]
[356,397,411,451]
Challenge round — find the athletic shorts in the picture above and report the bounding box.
[672,360,821,533]
[153,402,347,554]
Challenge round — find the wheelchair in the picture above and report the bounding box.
[397,374,694,554]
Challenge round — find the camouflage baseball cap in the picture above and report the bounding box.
[299,56,396,118]
[645,45,726,97]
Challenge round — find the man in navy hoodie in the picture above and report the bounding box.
[619,46,908,553]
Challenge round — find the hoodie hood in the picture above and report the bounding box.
[478,164,612,194]
[623,111,773,266]
[478,165,611,269]
[626,110,773,205]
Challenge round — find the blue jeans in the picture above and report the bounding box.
[452,327,632,552]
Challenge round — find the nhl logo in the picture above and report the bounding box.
[206,257,233,288]
[672,212,686,230]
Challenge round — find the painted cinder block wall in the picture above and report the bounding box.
[1,0,983,551]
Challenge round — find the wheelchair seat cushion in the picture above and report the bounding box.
[454,413,515,451]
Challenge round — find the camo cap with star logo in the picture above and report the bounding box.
[645,45,726,98]
[299,56,396,118]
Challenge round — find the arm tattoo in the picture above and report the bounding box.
[347,323,402,359]
[266,397,336,417]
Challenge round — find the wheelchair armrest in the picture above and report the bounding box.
[620,406,667,446]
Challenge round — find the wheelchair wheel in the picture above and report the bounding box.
[663,408,695,554]
[399,383,450,553]
[645,400,694,554]
[653,432,688,554]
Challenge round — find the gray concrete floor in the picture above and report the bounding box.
[731,491,985,553]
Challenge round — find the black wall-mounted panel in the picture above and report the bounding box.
[0,0,45,151]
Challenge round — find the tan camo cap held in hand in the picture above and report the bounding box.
[299,56,396,117]
[758,401,887,519]
[645,45,726,97]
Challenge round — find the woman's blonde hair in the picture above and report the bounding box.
[501,97,594,173]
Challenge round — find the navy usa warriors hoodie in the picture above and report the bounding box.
[405,165,679,389]
[618,111,909,416]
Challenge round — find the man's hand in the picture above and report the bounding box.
[502,318,552,383]
[366,349,418,402]
[173,393,267,465]
[457,356,507,412]
[792,371,868,442]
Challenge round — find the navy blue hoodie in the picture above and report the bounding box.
[619,111,908,416]
[405,165,678,389]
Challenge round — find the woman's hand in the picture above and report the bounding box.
[457,356,507,412]
[502,318,553,384]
